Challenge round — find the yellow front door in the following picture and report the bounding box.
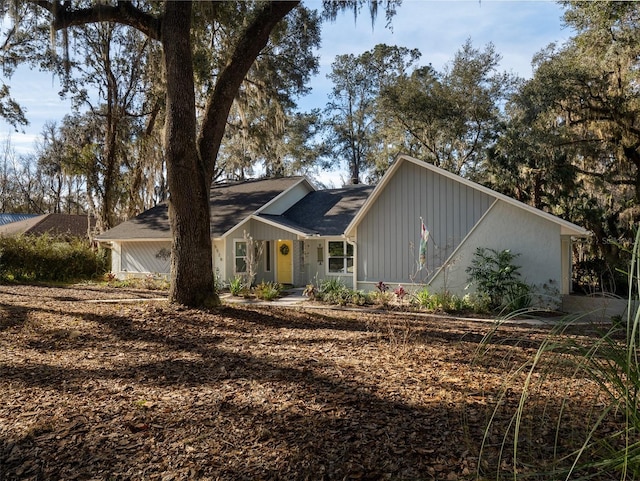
[276,240,293,285]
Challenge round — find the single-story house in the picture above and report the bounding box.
[0,213,96,240]
[96,154,589,298]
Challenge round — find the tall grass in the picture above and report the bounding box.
[479,228,640,480]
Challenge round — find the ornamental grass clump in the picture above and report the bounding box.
[317,278,350,305]
[478,228,640,480]
[228,276,245,296]
[254,281,282,301]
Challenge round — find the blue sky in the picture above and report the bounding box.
[0,0,573,182]
[302,0,571,111]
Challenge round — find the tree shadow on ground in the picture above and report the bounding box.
[0,298,613,480]
[0,303,30,332]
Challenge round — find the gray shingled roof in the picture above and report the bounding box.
[259,184,375,236]
[0,213,95,238]
[97,177,304,241]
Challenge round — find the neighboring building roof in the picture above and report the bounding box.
[259,184,375,236]
[0,213,39,227]
[345,154,590,238]
[97,176,307,241]
[0,213,95,238]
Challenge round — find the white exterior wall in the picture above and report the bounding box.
[118,241,172,278]
[213,239,225,283]
[110,242,122,274]
[427,200,562,296]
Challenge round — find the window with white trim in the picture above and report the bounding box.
[327,240,354,274]
[234,241,247,273]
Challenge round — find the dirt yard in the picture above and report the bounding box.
[0,284,615,480]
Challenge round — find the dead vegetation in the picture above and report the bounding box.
[0,284,613,480]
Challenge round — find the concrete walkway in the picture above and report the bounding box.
[220,287,308,307]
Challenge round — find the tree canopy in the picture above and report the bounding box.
[486,0,640,291]
[1,0,638,297]
[0,0,400,306]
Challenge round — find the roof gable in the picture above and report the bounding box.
[248,184,375,237]
[346,154,589,237]
[216,177,314,236]
[278,184,375,236]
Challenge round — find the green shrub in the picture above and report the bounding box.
[370,290,394,307]
[318,278,347,304]
[229,276,245,296]
[254,281,282,301]
[411,288,470,313]
[322,288,352,306]
[424,291,465,312]
[503,281,532,311]
[466,247,531,310]
[411,287,434,309]
[462,292,491,314]
[315,279,370,306]
[319,278,345,295]
[0,234,107,282]
[350,290,370,306]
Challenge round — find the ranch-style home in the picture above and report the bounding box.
[96,154,589,297]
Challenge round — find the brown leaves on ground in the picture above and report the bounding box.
[0,285,614,480]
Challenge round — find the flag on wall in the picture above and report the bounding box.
[419,217,429,269]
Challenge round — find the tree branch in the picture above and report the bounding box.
[31,1,161,40]
[198,1,299,180]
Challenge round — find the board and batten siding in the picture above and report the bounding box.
[121,241,171,275]
[224,219,297,284]
[356,160,493,285]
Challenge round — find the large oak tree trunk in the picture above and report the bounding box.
[162,2,218,307]
[30,0,301,307]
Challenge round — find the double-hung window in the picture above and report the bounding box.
[235,240,270,274]
[234,241,247,274]
[327,241,354,274]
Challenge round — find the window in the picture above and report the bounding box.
[264,240,271,272]
[327,241,354,274]
[234,241,247,273]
